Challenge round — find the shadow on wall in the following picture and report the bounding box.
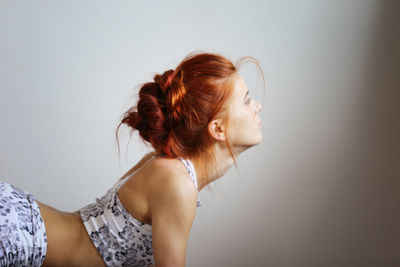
[311,1,400,266]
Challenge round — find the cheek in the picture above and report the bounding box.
[230,115,251,135]
[227,106,254,134]
[227,116,242,140]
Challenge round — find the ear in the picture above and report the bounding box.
[208,119,226,141]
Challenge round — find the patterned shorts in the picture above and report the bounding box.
[0,182,47,266]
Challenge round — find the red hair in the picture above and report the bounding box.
[116,52,264,182]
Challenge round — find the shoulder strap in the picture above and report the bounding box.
[177,157,202,207]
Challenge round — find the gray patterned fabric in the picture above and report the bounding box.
[0,182,47,267]
[80,156,201,267]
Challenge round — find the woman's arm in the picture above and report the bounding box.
[150,172,198,267]
[119,151,157,180]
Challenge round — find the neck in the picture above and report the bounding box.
[190,143,241,191]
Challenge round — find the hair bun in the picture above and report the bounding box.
[120,109,141,130]
[154,69,175,94]
[153,69,187,126]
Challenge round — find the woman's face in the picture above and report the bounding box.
[225,74,263,153]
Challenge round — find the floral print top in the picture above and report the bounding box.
[80,156,201,267]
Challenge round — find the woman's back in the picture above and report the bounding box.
[40,154,200,266]
[118,154,201,227]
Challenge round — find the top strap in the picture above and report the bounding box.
[177,157,202,207]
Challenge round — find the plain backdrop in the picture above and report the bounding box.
[0,1,399,266]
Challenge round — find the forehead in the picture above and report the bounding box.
[217,74,248,117]
[233,74,248,97]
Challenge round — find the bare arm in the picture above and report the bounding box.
[150,173,198,267]
[119,151,157,180]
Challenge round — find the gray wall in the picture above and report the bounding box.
[0,1,399,266]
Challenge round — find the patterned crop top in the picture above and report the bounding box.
[79,156,201,267]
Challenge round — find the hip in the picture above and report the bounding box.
[0,181,47,266]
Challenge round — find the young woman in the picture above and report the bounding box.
[0,52,263,267]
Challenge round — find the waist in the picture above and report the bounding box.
[39,203,105,266]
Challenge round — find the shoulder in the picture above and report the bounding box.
[148,158,198,266]
[147,157,197,210]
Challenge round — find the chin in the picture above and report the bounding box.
[232,132,263,153]
[247,133,263,147]
[242,138,263,151]
[253,131,263,145]
[253,138,262,146]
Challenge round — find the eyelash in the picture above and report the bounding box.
[245,97,252,104]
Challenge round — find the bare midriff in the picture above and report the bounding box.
[38,202,106,267]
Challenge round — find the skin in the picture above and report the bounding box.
[38,73,262,266]
[224,74,263,153]
[193,73,263,190]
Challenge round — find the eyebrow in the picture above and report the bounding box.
[243,90,249,99]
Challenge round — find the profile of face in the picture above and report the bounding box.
[225,74,263,153]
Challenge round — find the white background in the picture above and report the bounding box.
[1,1,399,266]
